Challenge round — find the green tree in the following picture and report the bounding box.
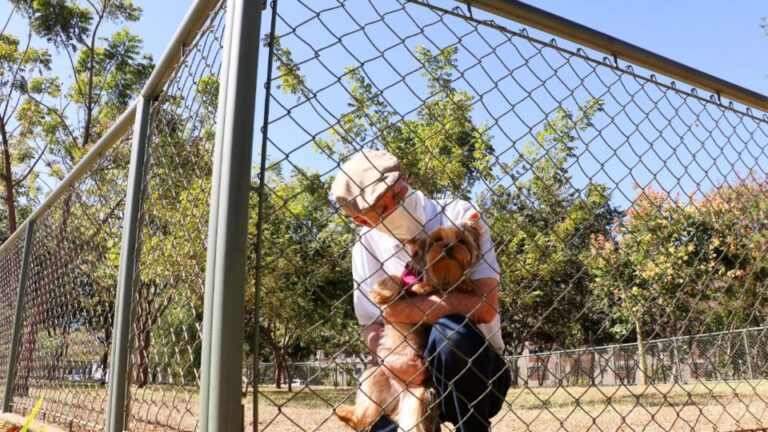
[246,169,360,389]
[0,30,53,236]
[2,0,151,233]
[3,0,153,391]
[269,37,495,198]
[589,179,768,383]
[128,75,219,387]
[479,100,619,360]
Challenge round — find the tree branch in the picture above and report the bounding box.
[25,93,80,148]
[82,5,107,148]
[0,5,14,36]
[2,27,33,119]
[13,138,50,187]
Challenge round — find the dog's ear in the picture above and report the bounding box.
[464,211,483,238]
[406,234,428,273]
[462,211,483,246]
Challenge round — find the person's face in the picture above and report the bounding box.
[351,179,408,228]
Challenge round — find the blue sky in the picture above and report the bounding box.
[132,0,765,96]
[1,0,766,208]
[71,1,768,95]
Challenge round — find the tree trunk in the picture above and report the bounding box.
[636,318,648,385]
[0,117,17,236]
[274,356,284,390]
[99,324,112,385]
[134,323,152,387]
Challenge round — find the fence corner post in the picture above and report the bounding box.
[200,0,262,429]
[2,220,35,413]
[105,94,152,432]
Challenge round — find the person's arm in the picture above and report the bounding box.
[383,277,499,325]
[362,322,384,355]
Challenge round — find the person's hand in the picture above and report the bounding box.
[381,351,428,384]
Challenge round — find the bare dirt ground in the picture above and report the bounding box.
[7,381,768,431]
[248,381,768,432]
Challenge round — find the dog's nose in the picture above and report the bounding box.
[443,244,453,254]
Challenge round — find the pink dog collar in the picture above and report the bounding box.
[401,264,422,295]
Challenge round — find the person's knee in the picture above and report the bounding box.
[428,314,488,371]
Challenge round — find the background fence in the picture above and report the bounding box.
[250,326,768,392]
[0,0,767,431]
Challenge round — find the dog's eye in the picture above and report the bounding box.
[433,236,443,243]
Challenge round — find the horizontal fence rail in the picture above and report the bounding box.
[251,0,768,431]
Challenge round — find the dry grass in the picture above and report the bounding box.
[248,381,768,432]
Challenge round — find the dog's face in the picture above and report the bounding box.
[407,211,483,290]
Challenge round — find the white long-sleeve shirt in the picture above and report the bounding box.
[351,190,504,353]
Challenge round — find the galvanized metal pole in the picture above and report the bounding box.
[2,220,35,412]
[251,0,280,428]
[199,0,236,428]
[105,94,152,432]
[743,330,754,381]
[202,0,261,429]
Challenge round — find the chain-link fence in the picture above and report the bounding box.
[9,134,132,430]
[0,233,25,408]
[251,326,768,392]
[0,0,243,430]
[251,0,768,431]
[126,3,226,430]
[1,0,768,430]
[509,326,768,388]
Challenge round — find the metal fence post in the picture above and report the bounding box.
[743,330,754,380]
[199,0,236,427]
[2,220,35,413]
[105,94,152,432]
[200,0,261,429]
[672,339,683,384]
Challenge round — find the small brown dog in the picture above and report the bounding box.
[335,212,483,432]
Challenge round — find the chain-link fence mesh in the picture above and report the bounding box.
[8,132,132,430]
[0,233,26,404]
[507,327,768,388]
[251,0,768,431]
[126,2,225,431]
[0,0,227,430]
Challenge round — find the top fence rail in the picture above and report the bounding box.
[441,0,768,114]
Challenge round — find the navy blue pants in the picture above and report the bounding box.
[370,314,511,432]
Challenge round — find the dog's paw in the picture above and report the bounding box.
[455,278,474,293]
[409,282,436,296]
[333,404,357,429]
[370,276,402,305]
